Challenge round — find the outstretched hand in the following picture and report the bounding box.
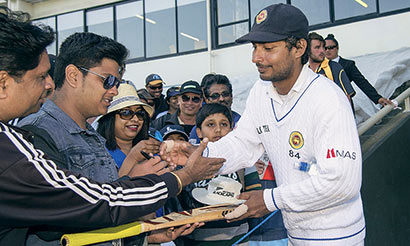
[159,140,197,166]
[174,138,225,186]
[225,190,270,223]
[121,156,174,177]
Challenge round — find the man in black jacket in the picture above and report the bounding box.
[325,34,392,106]
[151,80,203,135]
[0,7,223,245]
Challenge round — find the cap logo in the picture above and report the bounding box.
[183,85,196,89]
[153,74,161,80]
[256,9,267,24]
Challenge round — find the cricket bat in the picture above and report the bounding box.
[60,203,237,246]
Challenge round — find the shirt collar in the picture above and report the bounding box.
[268,64,311,103]
[42,100,91,134]
[332,56,340,63]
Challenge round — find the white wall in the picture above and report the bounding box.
[124,11,410,88]
[124,51,211,88]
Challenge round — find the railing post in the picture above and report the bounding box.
[404,97,410,112]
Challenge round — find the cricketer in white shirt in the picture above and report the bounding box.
[204,64,366,245]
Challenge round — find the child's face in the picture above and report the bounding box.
[165,133,187,142]
[196,113,231,142]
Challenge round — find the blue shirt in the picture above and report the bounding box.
[108,148,127,169]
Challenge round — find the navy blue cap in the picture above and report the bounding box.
[160,125,189,141]
[166,86,180,100]
[146,73,165,86]
[236,4,308,43]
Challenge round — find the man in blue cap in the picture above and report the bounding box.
[145,73,168,119]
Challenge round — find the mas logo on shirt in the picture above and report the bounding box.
[326,148,357,160]
[289,131,304,150]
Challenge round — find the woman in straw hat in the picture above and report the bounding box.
[97,81,199,243]
[97,81,161,172]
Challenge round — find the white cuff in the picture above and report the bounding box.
[263,188,279,212]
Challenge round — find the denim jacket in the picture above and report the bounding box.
[18,100,119,183]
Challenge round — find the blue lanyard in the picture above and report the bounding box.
[231,210,279,246]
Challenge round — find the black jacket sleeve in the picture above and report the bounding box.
[0,124,178,230]
[340,57,382,104]
[20,124,67,169]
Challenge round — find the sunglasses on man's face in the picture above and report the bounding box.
[117,109,146,121]
[78,67,121,89]
[181,94,201,103]
[148,84,163,90]
[325,45,337,50]
[208,91,232,100]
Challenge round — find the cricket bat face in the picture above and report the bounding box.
[61,204,238,246]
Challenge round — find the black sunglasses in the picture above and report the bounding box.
[148,84,163,90]
[181,94,201,103]
[208,91,232,100]
[117,109,146,121]
[78,67,122,89]
[325,45,337,50]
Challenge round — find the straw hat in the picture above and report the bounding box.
[107,81,154,117]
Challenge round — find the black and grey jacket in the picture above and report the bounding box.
[0,122,178,246]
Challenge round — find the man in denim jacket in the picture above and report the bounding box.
[18,32,138,245]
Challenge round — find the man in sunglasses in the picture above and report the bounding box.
[188,73,241,144]
[325,34,392,107]
[17,32,181,245]
[145,73,169,119]
[307,32,355,106]
[152,80,202,135]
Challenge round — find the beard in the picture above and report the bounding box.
[310,54,324,64]
[257,60,294,83]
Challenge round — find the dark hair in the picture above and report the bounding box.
[97,108,150,150]
[0,6,54,79]
[285,36,309,65]
[196,103,233,129]
[54,32,128,89]
[307,32,325,55]
[325,34,339,47]
[202,74,233,98]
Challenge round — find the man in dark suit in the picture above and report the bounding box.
[324,34,392,106]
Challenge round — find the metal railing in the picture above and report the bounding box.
[358,86,410,136]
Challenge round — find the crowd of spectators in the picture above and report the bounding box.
[1,2,393,245]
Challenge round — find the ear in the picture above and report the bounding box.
[0,71,13,99]
[294,38,307,60]
[65,64,81,88]
[196,127,203,140]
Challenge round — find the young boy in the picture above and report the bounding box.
[161,125,189,142]
[172,103,261,246]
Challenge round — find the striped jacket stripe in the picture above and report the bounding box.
[1,123,169,206]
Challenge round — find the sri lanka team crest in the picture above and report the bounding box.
[256,10,267,24]
[289,131,304,149]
